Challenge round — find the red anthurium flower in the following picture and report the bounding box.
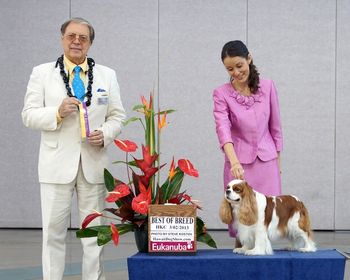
[82,210,102,229]
[114,139,138,153]
[158,110,167,130]
[132,192,151,215]
[110,223,120,246]
[178,159,199,177]
[168,157,177,180]
[105,184,131,203]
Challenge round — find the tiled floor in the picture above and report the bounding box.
[0,229,349,280]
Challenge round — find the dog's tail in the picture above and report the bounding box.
[299,202,313,238]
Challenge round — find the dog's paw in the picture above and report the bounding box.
[244,249,261,255]
[233,247,246,254]
[245,249,273,255]
[298,247,317,253]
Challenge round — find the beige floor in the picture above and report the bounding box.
[0,229,349,280]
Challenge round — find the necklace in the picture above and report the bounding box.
[55,55,95,106]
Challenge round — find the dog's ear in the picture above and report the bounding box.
[239,183,258,225]
[219,199,233,224]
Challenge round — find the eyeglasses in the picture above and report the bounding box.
[63,33,90,44]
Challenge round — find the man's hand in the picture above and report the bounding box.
[88,130,104,147]
[58,97,80,118]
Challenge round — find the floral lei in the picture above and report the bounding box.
[55,55,95,106]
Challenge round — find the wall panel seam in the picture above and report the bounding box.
[333,0,338,230]
[246,0,249,45]
[69,0,72,18]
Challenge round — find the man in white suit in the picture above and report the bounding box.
[22,17,125,280]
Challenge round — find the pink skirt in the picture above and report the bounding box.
[223,157,281,237]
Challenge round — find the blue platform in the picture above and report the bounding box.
[127,249,346,280]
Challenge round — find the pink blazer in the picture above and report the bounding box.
[213,79,283,164]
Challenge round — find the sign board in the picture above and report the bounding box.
[148,204,197,253]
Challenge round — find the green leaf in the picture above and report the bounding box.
[161,168,184,201]
[196,217,205,234]
[132,104,144,111]
[76,225,111,238]
[156,109,176,115]
[169,171,185,197]
[197,232,217,249]
[195,217,217,248]
[111,160,127,164]
[104,168,115,192]
[77,224,135,246]
[115,223,135,235]
[123,117,141,126]
[111,160,137,168]
[97,231,112,246]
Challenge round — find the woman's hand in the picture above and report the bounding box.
[231,162,244,180]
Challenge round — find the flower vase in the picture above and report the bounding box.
[134,223,148,253]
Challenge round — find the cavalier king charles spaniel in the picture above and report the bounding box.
[220,179,316,255]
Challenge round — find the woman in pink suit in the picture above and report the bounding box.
[213,40,283,237]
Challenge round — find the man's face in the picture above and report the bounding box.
[61,22,91,64]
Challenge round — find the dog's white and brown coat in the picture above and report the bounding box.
[220,179,316,255]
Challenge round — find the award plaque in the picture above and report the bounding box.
[148,205,197,253]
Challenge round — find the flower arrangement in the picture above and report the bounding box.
[76,94,217,249]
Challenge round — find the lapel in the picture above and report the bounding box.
[52,63,68,94]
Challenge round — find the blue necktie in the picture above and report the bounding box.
[72,66,85,101]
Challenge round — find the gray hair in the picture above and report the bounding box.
[60,17,95,44]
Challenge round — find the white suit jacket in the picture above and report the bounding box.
[22,62,126,184]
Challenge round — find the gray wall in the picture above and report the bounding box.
[0,0,349,230]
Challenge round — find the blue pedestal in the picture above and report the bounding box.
[127,249,345,280]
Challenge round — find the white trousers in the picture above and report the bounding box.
[40,163,106,280]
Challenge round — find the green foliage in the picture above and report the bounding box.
[104,169,115,192]
[196,217,217,249]
[160,168,185,201]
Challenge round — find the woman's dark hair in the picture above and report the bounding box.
[221,40,260,93]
